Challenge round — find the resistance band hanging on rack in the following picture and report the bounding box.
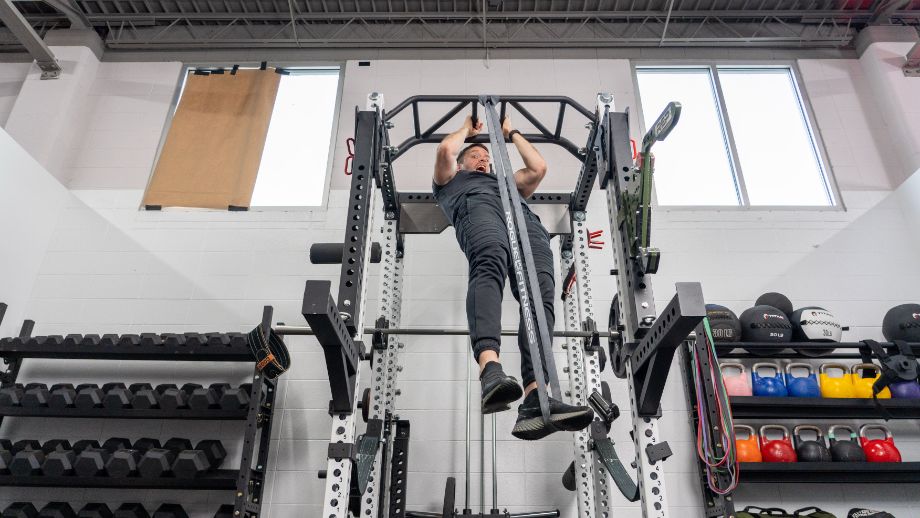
[691,318,738,495]
[479,96,562,429]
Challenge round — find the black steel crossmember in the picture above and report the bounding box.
[338,110,379,335]
[630,282,706,416]
[388,420,411,517]
[302,280,362,413]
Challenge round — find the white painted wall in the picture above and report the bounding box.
[0,128,71,338]
[0,55,919,517]
[0,63,29,128]
[858,41,920,186]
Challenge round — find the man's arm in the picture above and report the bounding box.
[434,116,482,186]
[503,117,548,198]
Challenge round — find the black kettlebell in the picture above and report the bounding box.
[828,425,866,462]
[793,425,832,462]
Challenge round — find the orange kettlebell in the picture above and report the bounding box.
[735,424,762,463]
[722,363,753,397]
[851,364,892,399]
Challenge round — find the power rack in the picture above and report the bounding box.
[296,93,711,518]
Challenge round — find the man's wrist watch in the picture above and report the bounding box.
[507,129,522,141]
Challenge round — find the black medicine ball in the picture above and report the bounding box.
[882,303,920,342]
[705,304,741,356]
[740,305,792,356]
[754,292,794,318]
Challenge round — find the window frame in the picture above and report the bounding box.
[631,60,844,211]
[149,63,345,211]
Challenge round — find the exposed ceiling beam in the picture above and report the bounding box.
[0,0,60,77]
[43,0,89,28]
[12,7,920,23]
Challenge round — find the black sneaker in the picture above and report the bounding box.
[480,362,524,414]
[511,390,595,441]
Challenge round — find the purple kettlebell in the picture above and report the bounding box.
[890,380,920,399]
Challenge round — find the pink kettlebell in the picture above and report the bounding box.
[721,363,752,397]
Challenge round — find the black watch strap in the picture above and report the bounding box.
[508,129,522,141]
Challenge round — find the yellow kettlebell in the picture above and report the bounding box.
[851,363,891,399]
[819,363,854,399]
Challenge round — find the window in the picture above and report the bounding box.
[253,70,340,207]
[151,67,340,209]
[635,65,835,207]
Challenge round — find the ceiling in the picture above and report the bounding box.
[2,0,920,53]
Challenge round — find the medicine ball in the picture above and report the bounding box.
[740,305,792,356]
[754,292,794,318]
[791,306,841,357]
[705,304,741,356]
[882,303,920,342]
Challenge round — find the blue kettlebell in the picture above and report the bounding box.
[890,380,920,399]
[752,363,788,397]
[785,362,821,398]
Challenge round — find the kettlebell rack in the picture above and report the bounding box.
[0,302,276,518]
[683,339,920,517]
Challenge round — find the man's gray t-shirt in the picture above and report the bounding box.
[432,169,532,226]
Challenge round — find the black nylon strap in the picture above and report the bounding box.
[480,96,561,428]
[247,325,291,380]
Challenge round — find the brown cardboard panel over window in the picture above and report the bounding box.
[143,69,281,209]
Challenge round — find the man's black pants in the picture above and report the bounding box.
[452,192,554,388]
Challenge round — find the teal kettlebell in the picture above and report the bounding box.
[785,363,821,398]
[752,363,788,397]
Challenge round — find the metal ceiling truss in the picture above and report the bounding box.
[1,0,920,51]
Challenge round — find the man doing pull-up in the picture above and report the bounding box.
[433,115,594,440]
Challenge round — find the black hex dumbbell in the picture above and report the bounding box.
[0,384,24,406]
[139,333,162,347]
[138,437,191,478]
[74,437,129,477]
[100,334,120,347]
[76,504,112,518]
[151,505,187,518]
[113,504,148,518]
[219,384,252,410]
[156,384,187,410]
[62,334,83,347]
[107,437,161,478]
[37,503,75,518]
[118,334,141,347]
[21,383,51,408]
[9,439,45,476]
[0,439,14,474]
[74,384,104,409]
[2,503,38,518]
[184,333,205,347]
[173,439,227,478]
[48,383,77,409]
[102,383,132,409]
[43,438,97,477]
[128,383,156,409]
[79,334,101,346]
[189,383,231,410]
[160,383,204,410]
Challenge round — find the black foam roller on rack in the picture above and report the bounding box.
[310,242,381,264]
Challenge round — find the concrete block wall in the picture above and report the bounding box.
[0,56,918,517]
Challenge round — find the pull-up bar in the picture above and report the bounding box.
[382,95,596,160]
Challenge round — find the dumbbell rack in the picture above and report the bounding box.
[0,303,275,517]
[684,339,920,516]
